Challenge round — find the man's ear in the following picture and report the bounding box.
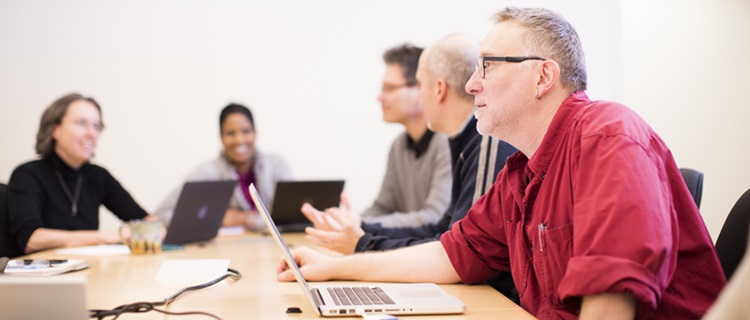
[436,79,448,103]
[536,60,560,99]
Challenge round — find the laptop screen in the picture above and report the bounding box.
[249,183,323,315]
[163,180,237,245]
[270,180,344,231]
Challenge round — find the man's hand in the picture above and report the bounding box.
[301,203,343,231]
[300,193,365,254]
[278,246,339,281]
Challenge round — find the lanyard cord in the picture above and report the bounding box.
[54,169,82,216]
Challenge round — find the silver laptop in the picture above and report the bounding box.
[0,275,88,320]
[163,180,236,245]
[249,184,465,317]
[270,180,345,232]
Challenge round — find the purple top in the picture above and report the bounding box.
[237,169,257,211]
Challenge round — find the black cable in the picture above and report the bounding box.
[89,268,241,319]
[161,268,241,306]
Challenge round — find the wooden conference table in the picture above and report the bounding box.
[24,232,535,319]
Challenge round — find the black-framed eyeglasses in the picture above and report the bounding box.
[475,56,546,79]
[381,82,416,93]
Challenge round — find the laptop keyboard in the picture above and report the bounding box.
[327,287,395,305]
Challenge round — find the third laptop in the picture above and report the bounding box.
[270,180,345,232]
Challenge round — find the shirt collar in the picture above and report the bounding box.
[45,150,87,174]
[406,129,435,158]
[526,90,591,179]
[449,113,475,139]
[449,116,477,145]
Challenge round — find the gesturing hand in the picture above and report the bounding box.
[300,192,364,254]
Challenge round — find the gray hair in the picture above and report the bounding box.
[36,93,103,157]
[423,34,479,102]
[494,7,587,91]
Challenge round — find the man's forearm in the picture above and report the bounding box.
[579,292,636,320]
[356,233,437,253]
[336,241,461,283]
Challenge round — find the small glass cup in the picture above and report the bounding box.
[119,220,163,254]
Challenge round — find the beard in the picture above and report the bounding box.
[474,105,521,143]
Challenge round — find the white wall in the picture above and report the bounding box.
[2,1,620,232]
[622,0,750,240]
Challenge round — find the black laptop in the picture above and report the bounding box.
[163,180,237,245]
[269,180,345,232]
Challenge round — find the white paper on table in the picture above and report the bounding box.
[218,226,245,236]
[56,244,130,256]
[155,259,231,284]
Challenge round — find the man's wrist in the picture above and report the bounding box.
[335,255,354,280]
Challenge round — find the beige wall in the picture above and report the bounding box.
[622,0,750,240]
[0,1,621,231]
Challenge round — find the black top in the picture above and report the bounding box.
[356,117,517,251]
[405,129,435,159]
[5,152,148,253]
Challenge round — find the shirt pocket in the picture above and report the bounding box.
[537,223,573,305]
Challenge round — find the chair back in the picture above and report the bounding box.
[0,183,22,258]
[680,168,704,208]
[715,188,750,280]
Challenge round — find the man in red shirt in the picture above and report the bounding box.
[278,7,726,319]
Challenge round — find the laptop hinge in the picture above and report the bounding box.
[0,257,8,274]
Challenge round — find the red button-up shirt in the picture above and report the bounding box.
[441,91,725,319]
